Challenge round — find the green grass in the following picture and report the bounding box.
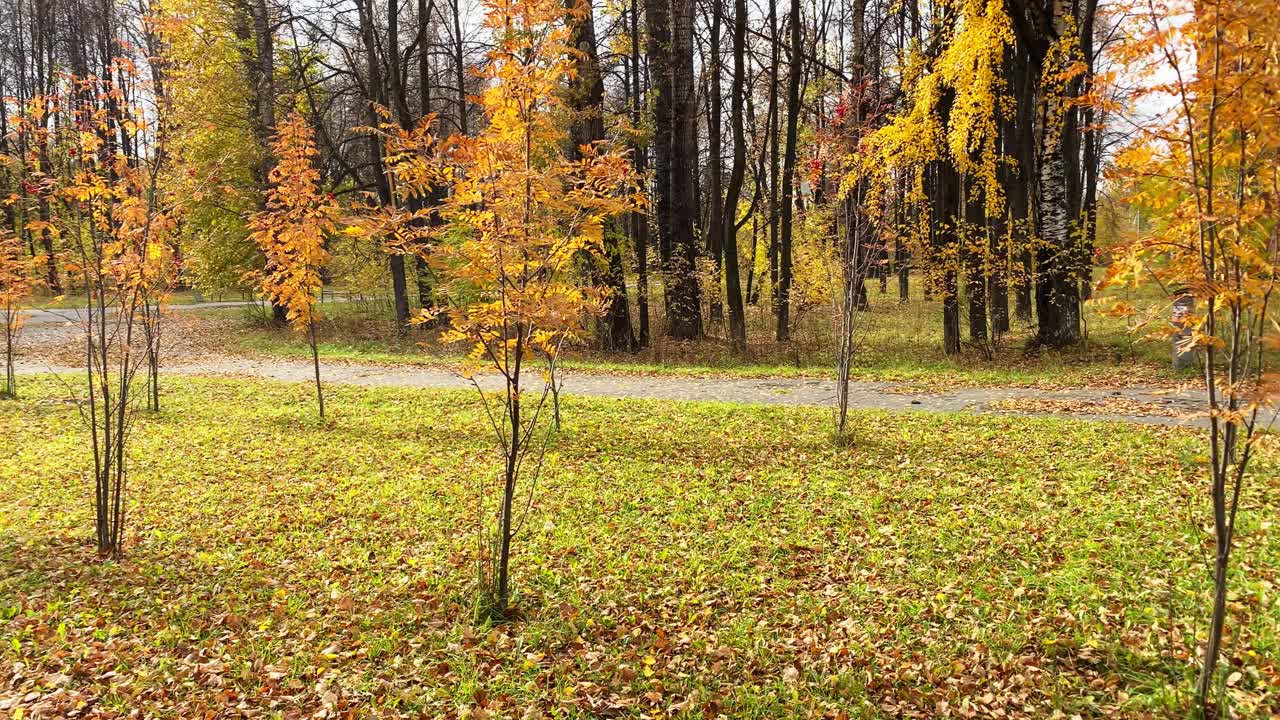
[215,286,1194,389]
[2,376,1278,717]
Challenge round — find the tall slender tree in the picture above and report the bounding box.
[628,0,651,346]
[774,0,801,341]
[565,0,635,351]
[718,0,748,350]
[664,0,702,339]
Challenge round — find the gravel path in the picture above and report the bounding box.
[13,352,1209,427]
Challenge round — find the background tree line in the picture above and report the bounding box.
[0,0,1116,357]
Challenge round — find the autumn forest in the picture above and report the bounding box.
[1,0,1278,714]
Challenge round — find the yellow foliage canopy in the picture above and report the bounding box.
[248,112,338,330]
[1103,0,1280,409]
[385,0,642,375]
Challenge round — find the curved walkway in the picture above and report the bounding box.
[13,355,1210,427]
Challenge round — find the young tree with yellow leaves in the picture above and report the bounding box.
[0,229,37,400]
[248,111,338,419]
[138,225,180,413]
[838,0,1019,357]
[42,63,183,557]
[1103,0,1279,713]
[396,0,640,619]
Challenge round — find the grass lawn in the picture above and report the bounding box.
[2,377,1278,718]
[210,283,1197,389]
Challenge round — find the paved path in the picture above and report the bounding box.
[19,300,263,327]
[13,355,1210,427]
[20,293,365,326]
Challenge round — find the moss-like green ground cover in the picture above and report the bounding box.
[2,376,1277,718]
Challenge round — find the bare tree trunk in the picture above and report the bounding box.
[385,0,413,328]
[836,190,871,435]
[964,175,988,344]
[629,0,651,346]
[2,308,16,399]
[493,324,528,617]
[988,220,1011,335]
[1008,0,1082,347]
[413,0,445,313]
[449,0,468,135]
[565,0,634,351]
[496,349,521,616]
[422,4,442,310]
[309,317,325,418]
[895,179,910,301]
[353,0,411,329]
[645,0,674,304]
[386,0,412,126]
[774,0,801,341]
[30,0,62,294]
[1033,129,1082,346]
[835,0,871,432]
[142,299,161,411]
[932,159,962,356]
[766,0,780,309]
[720,0,748,351]
[1080,100,1099,301]
[665,0,703,339]
[1009,46,1035,323]
[706,0,724,324]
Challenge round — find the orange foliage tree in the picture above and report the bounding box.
[42,62,184,557]
[1103,0,1279,712]
[248,112,338,419]
[0,229,38,399]
[385,0,641,619]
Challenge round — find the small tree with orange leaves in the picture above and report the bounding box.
[1103,0,1279,713]
[45,61,184,557]
[137,235,180,413]
[0,230,38,400]
[248,112,338,419]
[400,0,640,620]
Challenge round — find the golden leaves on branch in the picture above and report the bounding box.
[248,112,338,331]
[0,230,39,332]
[829,0,1025,299]
[362,0,642,374]
[1101,0,1280,414]
[8,65,184,303]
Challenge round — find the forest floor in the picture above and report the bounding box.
[2,376,1279,718]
